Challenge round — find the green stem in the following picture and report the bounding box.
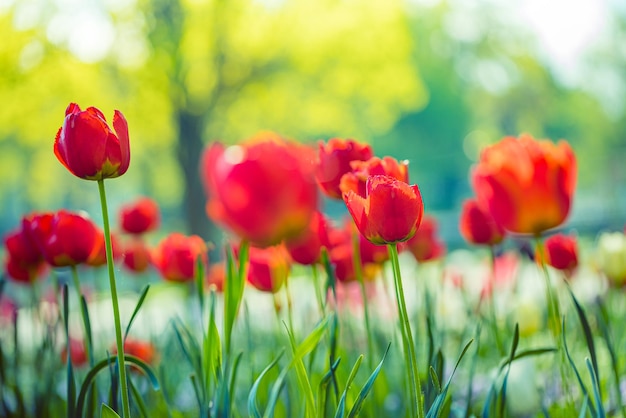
[311,265,325,317]
[351,231,376,370]
[388,244,423,418]
[97,179,131,418]
[70,266,93,366]
[487,247,505,355]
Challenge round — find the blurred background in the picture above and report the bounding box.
[1,0,625,248]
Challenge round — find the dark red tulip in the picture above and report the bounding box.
[54,103,130,180]
[316,138,374,199]
[459,198,506,246]
[152,233,207,282]
[119,197,160,235]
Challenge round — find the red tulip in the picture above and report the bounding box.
[245,245,290,293]
[61,338,88,367]
[3,216,47,283]
[340,156,409,198]
[403,215,446,262]
[86,229,121,267]
[201,132,318,247]
[54,103,130,180]
[344,175,424,245]
[539,233,579,276]
[113,338,157,366]
[119,197,160,235]
[316,138,374,199]
[285,211,331,265]
[28,210,100,267]
[152,233,207,282]
[206,262,226,292]
[326,219,383,283]
[472,134,576,235]
[121,238,152,273]
[459,198,506,246]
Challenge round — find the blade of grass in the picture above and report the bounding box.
[124,285,150,342]
[348,342,391,418]
[248,351,284,418]
[334,355,363,418]
[585,358,606,418]
[562,318,596,417]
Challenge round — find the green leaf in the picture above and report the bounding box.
[224,241,248,356]
[348,342,391,418]
[79,296,94,365]
[317,357,341,417]
[75,355,160,418]
[100,404,121,418]
[203,289,222,396]
[586,358,606,418]
[428,338,473,418]
[248,351,284,418]
[124,285,150,342]
[429,366,441,395]
[566,285,600,390]
[562,318,596,417]
[335,355,363,418]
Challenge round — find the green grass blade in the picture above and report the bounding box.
[124,285,150,342]
[335,355,363,418]
[566,285,600,387]
[562,318,596,417]
[585,358,606,418]
[348,342,391,418]
[101,403,121,418]
[248,352,285,418]
[428,338,473,418]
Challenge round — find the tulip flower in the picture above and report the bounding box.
[152,233,208,282]
[28,210,100,267]
[201,132,318,247]
[61,338,88,367]
[340,156,409,198]
[539,233,579,276]
[86,229,121,267]
[3,216,47,283]
[121,238,152,273]
[344,175,424,245]
[316,138,374,199]
[285,211,330,265]
[245,245,290,293]
[472,134,576,235]
[459,198,506,246]
[119,197,160,235]
[597,232,626,287]
[206,262,226,292]
[402,215,446,262]
[113,338,157,366]
[54,103,130,180]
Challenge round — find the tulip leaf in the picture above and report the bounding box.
[334,355,363,418]
[566,284,600,389]
[100,403,121,418]
[562,318,596,417]
[318,357,342,416]
[124,285,150,342]
[586,357,606,418]
[248,351,284,418]
[428,338,473,418]
[75,354,159,418]
[348,342,391,418]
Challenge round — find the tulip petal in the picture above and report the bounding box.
[113,110,130,175]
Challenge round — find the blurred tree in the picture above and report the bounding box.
[135,0,427,242]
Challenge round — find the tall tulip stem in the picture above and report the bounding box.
[98,179,131,418]
[389,243,423,418]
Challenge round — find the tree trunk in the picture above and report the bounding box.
[176,109,217,244]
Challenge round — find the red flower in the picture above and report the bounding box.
[3,216,47,283]
[119,197,160,235]
[459,198,506,246]
[152,233,207,282]
[86,229,121,267]
[344,175,424,245]
[316,138,374,199]
[245,244,290,293]
[206,262,226,292]
[61,338,88,367]
[113,338,157,366]
[54,103,130,180]
[285,211,331,265]
[539,233,579,276]
[340,156,409,198]
[28,210,100,267]
[326,219,383,283]
[403,215,446,262]
[201,132,319,247]
[472,134,576,234]
[121,238,152,273]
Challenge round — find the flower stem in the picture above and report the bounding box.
[70,265,93,365]
[98,179,131,418]
[487,246,505,356]
[388,244,423,418]
[351,231,376,370]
